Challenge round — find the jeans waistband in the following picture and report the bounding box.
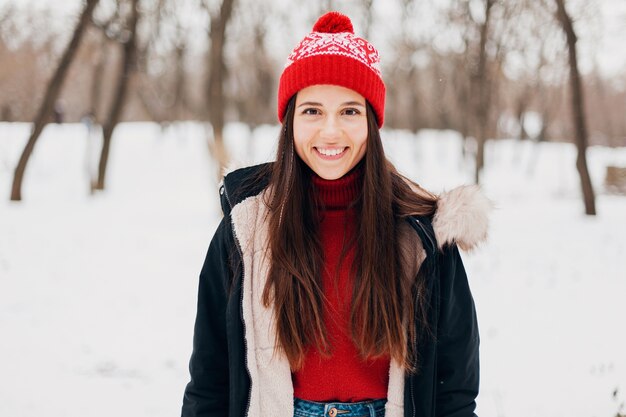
[294,398,386,417]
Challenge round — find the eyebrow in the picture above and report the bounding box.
[297,101,366,108]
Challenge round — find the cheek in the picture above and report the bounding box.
[351,126,368,157]
[292,120,310,160]
[355,141,367,162]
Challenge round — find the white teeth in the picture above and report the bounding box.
[317,147,344,156]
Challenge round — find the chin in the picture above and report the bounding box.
[315,170,347,180]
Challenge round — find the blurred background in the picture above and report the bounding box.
[0,0,625,416]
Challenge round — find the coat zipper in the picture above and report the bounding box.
[411,217,433,417]
[413,217,436,254]
[221,184,252,417]
[410,289,418,417]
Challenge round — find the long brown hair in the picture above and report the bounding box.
[262,96,438,372]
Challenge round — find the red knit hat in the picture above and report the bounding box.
[277,11,386,127]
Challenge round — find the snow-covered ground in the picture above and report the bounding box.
[1,121,625,417]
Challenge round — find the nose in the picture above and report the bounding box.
[320,115,341,140]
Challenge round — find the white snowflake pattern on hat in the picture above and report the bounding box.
[284,32,381,76]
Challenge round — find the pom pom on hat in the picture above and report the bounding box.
[277,11,386,126]
[312,11,354,34]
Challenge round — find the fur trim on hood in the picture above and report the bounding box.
[433,185,492,251]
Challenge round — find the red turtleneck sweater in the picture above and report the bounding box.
[292,167,390,402]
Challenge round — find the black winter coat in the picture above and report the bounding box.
[182,164,487,417]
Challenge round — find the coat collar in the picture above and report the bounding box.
[222,163,492,252]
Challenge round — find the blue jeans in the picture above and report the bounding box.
[293,398,386,417]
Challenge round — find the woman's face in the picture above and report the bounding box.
[293,84,368,180]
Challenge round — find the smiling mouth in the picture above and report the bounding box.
[314,147,348,159]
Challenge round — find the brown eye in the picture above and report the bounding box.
[302,108,320,115]
[342,108,361,116]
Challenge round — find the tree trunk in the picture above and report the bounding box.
[473,0,494,185]
[206,0,236,178]
[555,0,596,215]
[90,35,108,121]
[592,71,615,147]
[456,56,470,160]
[173,43,186,120]
[94,0,140,191]
[10,0,99,201]
[516,89,531,141]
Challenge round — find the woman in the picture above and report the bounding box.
[182,11,490,417]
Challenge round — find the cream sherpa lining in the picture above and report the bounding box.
[229,186,490,416]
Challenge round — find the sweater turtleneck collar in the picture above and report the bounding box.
[310,163,363,210]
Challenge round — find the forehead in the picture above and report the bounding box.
[295,84,366,105]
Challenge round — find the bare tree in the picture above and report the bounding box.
[554,0,596,215]
[229,3,275,129]
[10,0,99,201]
[587,67,616,146]
[470,0,495,184]
[203,0,236,177]
[89,34,109,121]
[383,0,428,131]
[93,0,141,191]
[438,0,494,163]
[172,29,188,120]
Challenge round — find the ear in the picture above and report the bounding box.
[433,185,493,251]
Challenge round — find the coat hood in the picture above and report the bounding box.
[433,185,492,251]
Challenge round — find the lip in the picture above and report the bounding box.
[314,147,348,161]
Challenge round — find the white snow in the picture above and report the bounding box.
[1,121,625,417]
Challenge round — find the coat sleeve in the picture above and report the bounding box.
[435,244,480,417]
[182,217,234,417]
